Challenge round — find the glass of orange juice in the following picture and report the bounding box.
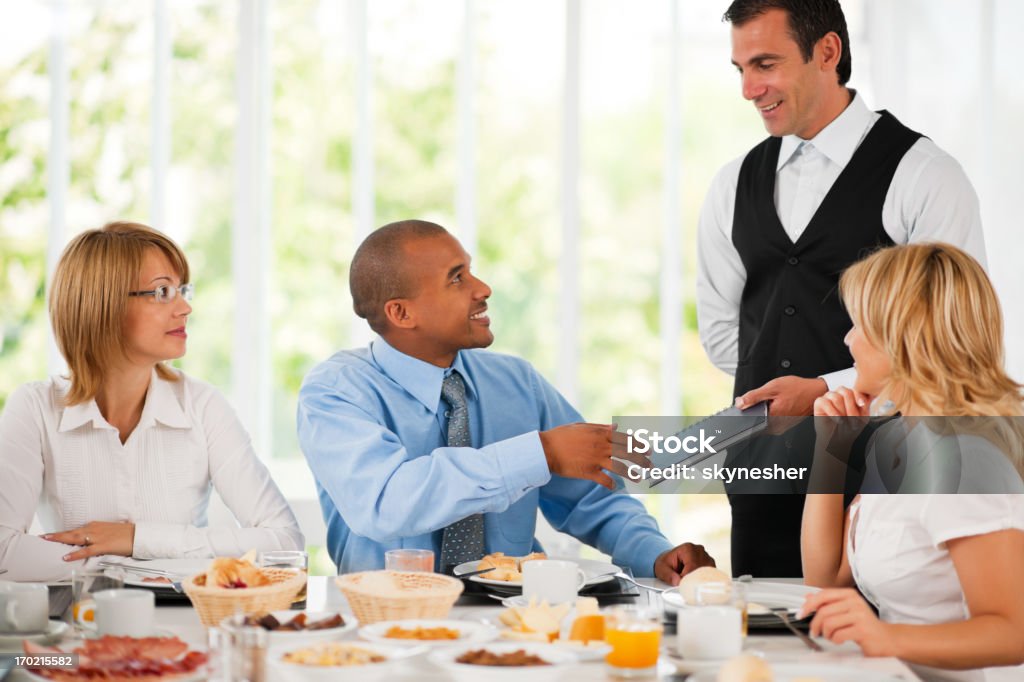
[604,605,662,677]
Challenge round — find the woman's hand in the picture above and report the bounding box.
[813,386,873,461]
[42,521,136,561]
[801,588,896,657]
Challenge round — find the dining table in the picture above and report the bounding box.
[4,576,922,681]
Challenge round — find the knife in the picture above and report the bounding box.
[453,566,497,579]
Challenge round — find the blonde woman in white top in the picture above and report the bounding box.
[0,222,303,582]
[801,243,1024,681]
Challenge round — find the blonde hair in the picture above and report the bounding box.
[839,243,1022,416]
[840,243,1024,474]
[49,222,190,405]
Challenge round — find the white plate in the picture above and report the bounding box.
[19,635,207,682]
[428,642,579,681]
[101,558,209,590]
[663,580,819,616]
[0,620,69,652]
[221,610,355,645]
[359,619,497,646]
[689,662,905,681]
[270,641,425,681]
[549,639,612,661]
[454,557,618,588]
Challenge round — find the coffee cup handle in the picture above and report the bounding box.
[6,601,18,629]
[576,569,587,591]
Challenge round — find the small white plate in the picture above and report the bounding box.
[428,642,579,681]
[0,620,69,652]
[549,638,611,661]
[454,557,618,588]
[81,626,177,640]
[359,619,497,646]
[689,662,905,681]
[270,641,425,681]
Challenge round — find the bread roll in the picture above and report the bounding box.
[679,566,731,605]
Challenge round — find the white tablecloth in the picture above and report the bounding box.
[7,576,921,680]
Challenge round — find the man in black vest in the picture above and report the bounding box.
[696,0,986,577]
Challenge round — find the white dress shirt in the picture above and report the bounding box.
[849,493,1024,682]
[0,368,303,582]
[696,92,987,389]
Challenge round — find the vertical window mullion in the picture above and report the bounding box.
[47,0,70,376]
[559,0,581,405]
[350,0,374,347]
[660,0,682,416]
[456,0,477,258]
[233,0,273,458]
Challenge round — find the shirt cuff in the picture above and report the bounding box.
[132,522,184,559]
[491,431,551,502]
[629,534,674,578]
[821,367,857,392]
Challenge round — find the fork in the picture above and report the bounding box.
[770,607,823,651]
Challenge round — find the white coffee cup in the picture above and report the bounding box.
[0,581,49,634]
[522,560,587,604]
[94,589,155,637]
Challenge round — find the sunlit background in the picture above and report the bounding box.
[3,0,1022,575]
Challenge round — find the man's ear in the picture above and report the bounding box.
[384,299,416,329]
[817,31,842,73]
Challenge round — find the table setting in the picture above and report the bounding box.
[0,550,922,681]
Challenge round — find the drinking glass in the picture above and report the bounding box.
[384,549,434,572]
[258,550,308,609]
[70,569,122,636]
[604,605,662,677]
[675,582,744,660]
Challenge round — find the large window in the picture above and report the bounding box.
[3,0,1021,575]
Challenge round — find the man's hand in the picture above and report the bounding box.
[653,543,716,586]
[43,521,136,562]
[735,376,828,434]
[801,588,896,657]
[539,423,646,490]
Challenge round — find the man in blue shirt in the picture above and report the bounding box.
[298,220,714,583]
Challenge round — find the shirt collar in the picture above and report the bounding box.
[370,337,478,414]
[777,90,874,171]
[57,367,192,433]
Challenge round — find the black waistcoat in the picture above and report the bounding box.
[726,110,922,578]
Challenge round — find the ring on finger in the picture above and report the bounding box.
[84,535,92,546]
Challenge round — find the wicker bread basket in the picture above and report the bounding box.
[183,568,306,626]
[335,571,463,624]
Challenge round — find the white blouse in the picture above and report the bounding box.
[849,494,1024,682]
[0,369,303,582]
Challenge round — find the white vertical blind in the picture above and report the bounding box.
[46,0,69,376]
[456,0,477,258]
[660,0,682,416]
[350,0,374,347]
[232,0,273,458]
[558,0,581,405]
[151,0,171,237]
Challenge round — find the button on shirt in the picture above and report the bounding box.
[0,369,304,582]
[297,338,673,575]
[697,92,987,389]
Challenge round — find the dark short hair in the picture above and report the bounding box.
[723,0,852,85]
[349,220,449,334]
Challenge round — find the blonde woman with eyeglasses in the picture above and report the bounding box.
[800,243,1024,681]
[0,222,302,581]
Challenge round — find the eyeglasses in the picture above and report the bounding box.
[128,283,194,304]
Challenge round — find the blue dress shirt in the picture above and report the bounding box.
[297,337,673,576]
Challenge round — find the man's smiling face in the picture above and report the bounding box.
[397,232,494,366]
[731,8,831,139]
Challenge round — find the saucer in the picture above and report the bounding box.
[0,620,70,651]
